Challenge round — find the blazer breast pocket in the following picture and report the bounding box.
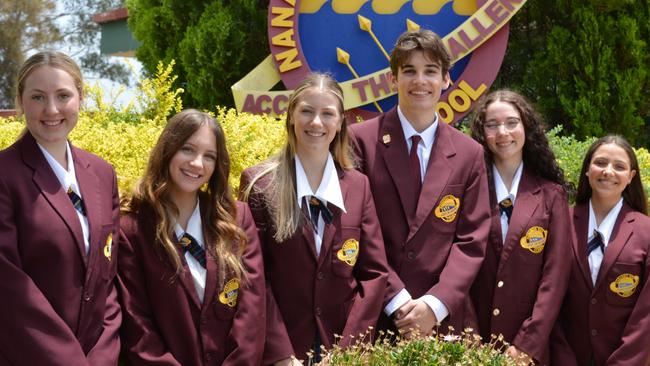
[332,227,360,278]
[431,185,464,233]
[605,262,643,307]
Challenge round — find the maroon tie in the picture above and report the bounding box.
[409,135,422,197]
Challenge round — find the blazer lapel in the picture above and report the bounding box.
[317,170,346,267]
[572,204,594,289]
[73,147,103,273]
[20,134,87,265]
[497,169,540,274]
[408,122,453,242]
[378,108,417,223]
[202,232,219,312]
[593,204,634,292]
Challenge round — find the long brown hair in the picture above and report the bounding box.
[575,135,647,215]
[242,73,354,241]
[122,109,248,286]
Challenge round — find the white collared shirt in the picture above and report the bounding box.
[174,201,207,303]
[587,198,623,284]
[384,108,448,325]
[397,106,438,182]
[295,153,346,256]
[38,142,90,254]
[493,162,524,242]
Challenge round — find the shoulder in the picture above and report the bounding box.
[72,145,115,175]
[340,168,369,185]
[120,208,154,239]
[439,122,481,151]
[236,201,255,226]
[349,112,390,143]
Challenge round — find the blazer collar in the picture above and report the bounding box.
[593,202,634,291]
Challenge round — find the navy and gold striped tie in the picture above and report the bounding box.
[179,233,206,268]
[67,187,85,215]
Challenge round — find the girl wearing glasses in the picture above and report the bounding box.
[118,109,266,365]
[551,136,650,366]
[470,89,572,365]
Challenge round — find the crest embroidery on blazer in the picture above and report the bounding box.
[337,239,360,266]
[434,195,460,223]
[219,278,240,308]
[609,273,640,298]
[519,226,547,254]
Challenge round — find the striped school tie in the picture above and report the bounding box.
[308,196,333,228]
[587,231,604,255]
[179,233,206,268]
[499,198,513,223]
[67,187,85,215]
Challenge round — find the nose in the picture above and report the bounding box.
[44,97,59,115]
[189,154,204,169]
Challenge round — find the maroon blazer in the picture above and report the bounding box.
[0,132,121,365]
[551,202,650,366]
[240,164,389,364]
[349,107,490,331]
[470,167,572,365]
[117,201,266,366]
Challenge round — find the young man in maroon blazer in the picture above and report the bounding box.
[349,29,490,336]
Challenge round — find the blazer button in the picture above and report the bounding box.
[317,271,325,280]
[407,251,416,260]
[315,307,322,316]
[591,329,598,336]
[83,293,92,302]
[206,352,213,361]
[492,308,500,316]
[497,280,504,288]
[590,298,597,305]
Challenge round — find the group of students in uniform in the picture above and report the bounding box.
[0,28,648,366]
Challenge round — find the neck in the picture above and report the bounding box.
[401,107,436,133]
[591,194,620,226]
[297,149,328,193]
[494,158,521,191]
[41,141,68,169]
[171,191,198,230]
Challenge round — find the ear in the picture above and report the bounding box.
[628,169,637,184]
[442,72,451,90]
[389,71,398,90]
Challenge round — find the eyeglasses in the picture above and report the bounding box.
[484,118,521,134]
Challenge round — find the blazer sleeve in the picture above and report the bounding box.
[426,146,490,319]
[339,176,389,347]
[87,169,122,365]
[116,225,182,366]
[239,169,296,364]
[607,243,650,366]
[513,187,572,362]
[0,175,90,365]
[222,203,266,366]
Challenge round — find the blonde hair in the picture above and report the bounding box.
[122,109,248,287]
[15,51,83,112]
[243,73,354,241]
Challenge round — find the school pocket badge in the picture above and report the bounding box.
[337,238,359,266]
[434,195,460,223]
[103,233,113,261]
[609,273,640,298]
[219,278,240,308]
[520,226,547,254]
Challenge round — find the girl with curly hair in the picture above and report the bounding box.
[469,89,572,365]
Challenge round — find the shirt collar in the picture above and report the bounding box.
[174,200,205,248]
[493,162,524,205]
[295,153,346,213]
[588,197,624,246]
[397,106,438,149]
[37,141,81,196]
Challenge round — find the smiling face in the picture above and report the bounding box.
[392,50,450,126]
[484,100,525,167]
[292,87,343,158]
[586,143,636,203]
[19,65,81,150]
[168,123,217,202]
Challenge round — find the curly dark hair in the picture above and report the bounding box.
[575,135,647,215]
[470,89,570,192]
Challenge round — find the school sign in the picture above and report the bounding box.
[231,0,526,124]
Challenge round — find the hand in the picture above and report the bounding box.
[506,346,534,366]
[393,298,437,338]
[274,356,303,366]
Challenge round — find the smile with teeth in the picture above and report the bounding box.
[306,131,325,137]
[42,120,63,126]
[410,90,430,95]
[181,169,201,179]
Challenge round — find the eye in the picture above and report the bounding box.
[592,159,608,168]
[31,94,45,101]
[58,93,72,101]
[484,122,498,130]
[180,145,194,154]
[505,119,520,129]
[204,153,217,162]
[614,163,628,171]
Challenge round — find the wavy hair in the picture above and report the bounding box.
[242,73,354,242]
[470,89,570,191]
[390,29,452,76]
[575,135,647,215]
[122,109,247,286]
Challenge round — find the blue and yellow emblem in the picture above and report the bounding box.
[434,194,460,223]
[337,238,360,266]
[219,278,240,308]
[519,226,547,254]
[103,233,113,261]
[609,273,640,298]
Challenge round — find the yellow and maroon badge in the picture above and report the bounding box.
[520,226,547,254]
[434,195,460,223]
[609,273,640,298]
[219,278,240,308]
[337,238,359,266]
[103,233,113,261]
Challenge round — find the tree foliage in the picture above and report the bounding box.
[493,0,650,146]
[126,0,268,110]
